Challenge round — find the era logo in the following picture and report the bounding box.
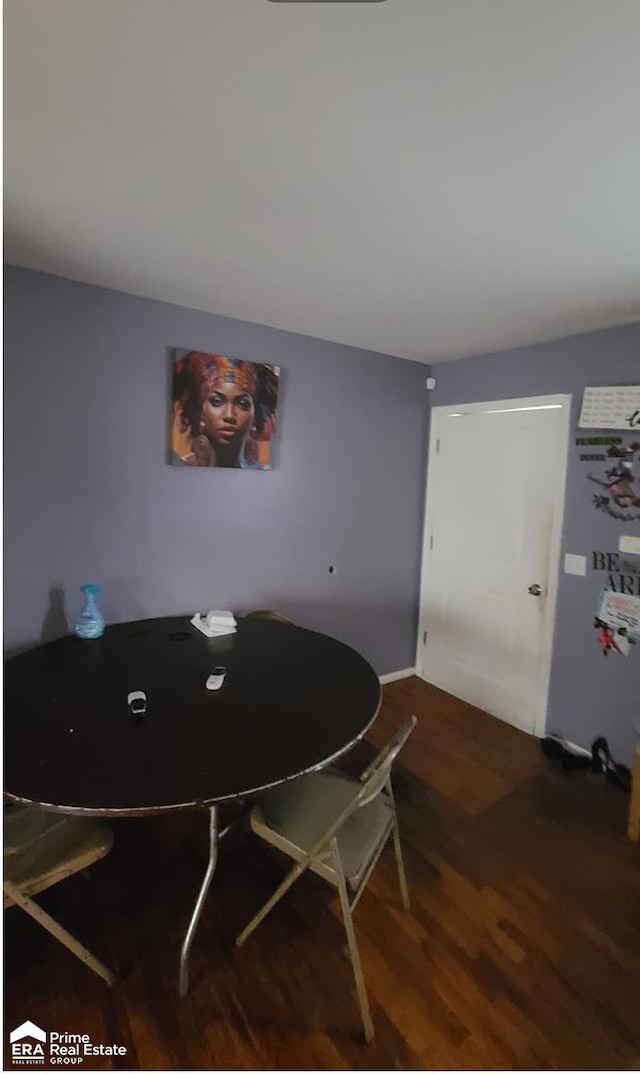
[9,1021,47,1064]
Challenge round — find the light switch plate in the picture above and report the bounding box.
[564,553,587,576]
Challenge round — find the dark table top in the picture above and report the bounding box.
[4,616,381,815]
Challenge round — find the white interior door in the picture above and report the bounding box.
[417,396,570,736]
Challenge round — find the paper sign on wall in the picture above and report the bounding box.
[597,590,640,642]
[579,385,640,430]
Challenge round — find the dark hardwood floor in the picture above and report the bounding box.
[5,678,640,1070]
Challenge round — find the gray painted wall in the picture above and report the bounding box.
[432,324,640,762]
[4,266,429,674]
[6,264,637,761]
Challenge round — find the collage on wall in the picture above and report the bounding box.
[591,551,640,656]
[578,435,640,522]
[577,383,640,521]
[575,384,635,652]
[577,385,640,657]
[170,349,280,469]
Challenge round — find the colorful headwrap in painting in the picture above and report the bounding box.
[187,352,258,401]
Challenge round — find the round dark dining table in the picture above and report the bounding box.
[4,615,381,994]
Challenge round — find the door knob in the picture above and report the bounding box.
[527,583,542,596]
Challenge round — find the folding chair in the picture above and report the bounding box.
[4,804,116,985]
[243,609,294,624]
[236,714,416,1042]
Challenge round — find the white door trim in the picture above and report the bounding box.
[416,394,571,738]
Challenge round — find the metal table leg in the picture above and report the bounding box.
[178,804,218,997]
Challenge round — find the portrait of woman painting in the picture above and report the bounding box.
[170,349,280,470]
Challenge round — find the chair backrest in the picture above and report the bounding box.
[288,715,416,870]
[356,715,417,807]
[244,609,293,624]
[4,802,65,856]
[4,810,113,906]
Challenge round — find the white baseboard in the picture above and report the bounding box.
[379,667,416,685]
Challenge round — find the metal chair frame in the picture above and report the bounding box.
[4,808,116,986]
[236,715,416,1042]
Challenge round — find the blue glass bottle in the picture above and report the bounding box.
[74,584,105,639]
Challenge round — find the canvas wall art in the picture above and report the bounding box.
[170,349,280,469]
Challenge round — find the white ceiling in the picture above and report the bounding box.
[4,0,640,363]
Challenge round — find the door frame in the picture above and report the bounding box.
[416,394,571,738]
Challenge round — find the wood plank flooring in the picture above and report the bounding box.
[5,678,640,1070]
